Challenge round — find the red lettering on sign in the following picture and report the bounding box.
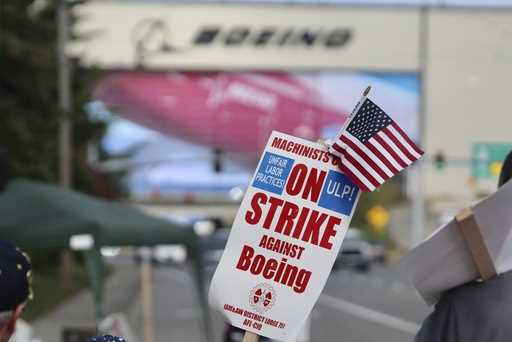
[285,164,326,203]
[263,197,283,229]
[262,258,278,278]
[286,164,307,196]
[245,192,267,224]
[236,245,254,271]
[302,168,326,202]
[292,142,302,155]
[320,216,342,249]
[292,207,309,239]
[301,211,326,245]
[270,136,336,166]
[250,255,266,274]
[275,201,299,235]
[235,245,312,293]
[271,137,283,148]
[243,192,343,251]
[258,234,306,260]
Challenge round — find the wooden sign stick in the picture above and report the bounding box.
[242,331,260,342]
[455,207,497,281]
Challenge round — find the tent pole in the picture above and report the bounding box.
[140,247,155,342]
[83,248,105,326]
[188,241,214,342]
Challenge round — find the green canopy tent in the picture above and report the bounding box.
[0,179,212,341]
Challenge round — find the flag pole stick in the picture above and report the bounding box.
[242,331,260,342]
[346,85,371,126]
[363,85,372,97]
[332,85,371,143]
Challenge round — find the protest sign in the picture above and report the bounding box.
[402,179,512,305]
[209,131,360,341]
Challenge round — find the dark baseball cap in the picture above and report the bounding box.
[0,240,32,312]
[87,335,127,342]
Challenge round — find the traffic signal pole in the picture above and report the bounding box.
[411,6,429,247]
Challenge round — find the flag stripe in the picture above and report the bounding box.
[331,141,345,154]
[365,140,400,175]
[343,134,394,178]
[391,122,423,156]
[341,149,382,188]
[340,158,376,192]
[387,125,422,160]
[371,136,407,170]
[383,127,418,162]
[330,142,345,159]
[339,163,371,192]
[340,135,389,182]
[378,131,413,165]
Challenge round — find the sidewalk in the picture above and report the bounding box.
[32,262,140,342]
[31,259,223,342]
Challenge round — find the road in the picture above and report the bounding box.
[31,254,430,342]
[315,266,429,342]
[126,261,431,342]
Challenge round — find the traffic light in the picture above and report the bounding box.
[434,151,446,171]
[213,148,223,173]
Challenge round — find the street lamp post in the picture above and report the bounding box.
[57,0,74,289]
[58,0,72,190]
[411,6,429,247]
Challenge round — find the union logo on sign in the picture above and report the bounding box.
[249,283,276,313]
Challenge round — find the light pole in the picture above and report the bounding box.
[58,0,72,190]
[411,6,429,247]
[57,0,74,289]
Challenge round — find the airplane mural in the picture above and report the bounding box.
[95,71,419,153]
[95,71,350,155]
[92,71,419,198]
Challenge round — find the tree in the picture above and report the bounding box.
[0,0,105,192]
[0,0,113,295]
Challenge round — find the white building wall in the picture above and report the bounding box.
[424,9,512,199]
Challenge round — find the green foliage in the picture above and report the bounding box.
[22,259,90,321]
[351,176,405,242]
[0,0,105,191]
[1,2,112,318]
[26,248,62,270]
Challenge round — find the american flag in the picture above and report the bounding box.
[329,98,424,192]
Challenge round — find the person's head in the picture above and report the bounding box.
[87,335,127,342]
[0,241,32,342]
[498,150,512,188]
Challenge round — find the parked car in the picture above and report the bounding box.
[133,215,226,266]
[370,242,388,264]
[333,229,374,272]
[200,228,230,272]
